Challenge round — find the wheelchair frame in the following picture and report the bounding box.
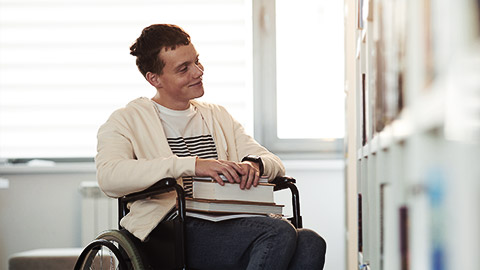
[74,176,302,270]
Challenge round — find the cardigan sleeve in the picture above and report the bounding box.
[95,106,196,198]
[213,105,285,179]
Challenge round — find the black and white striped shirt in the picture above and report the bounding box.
[167,135,218,159]
[153,102,219,197]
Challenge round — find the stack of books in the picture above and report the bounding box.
[184,176,283,221]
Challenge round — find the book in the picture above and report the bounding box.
[193,175,270,183]
[185,198,283,215]
[358,193,363,253]
[190,176,275,203]
[186,212,264,222]
[399,206,409,270]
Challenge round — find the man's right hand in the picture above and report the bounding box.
[194,158,245,186]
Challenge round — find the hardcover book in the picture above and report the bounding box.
[190,176,274,203]
[185,198,283,216]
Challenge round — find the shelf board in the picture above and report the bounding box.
[357,81,446,159]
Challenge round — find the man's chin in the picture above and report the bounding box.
[194,88,205,99]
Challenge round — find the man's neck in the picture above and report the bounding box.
[151,95,191,111]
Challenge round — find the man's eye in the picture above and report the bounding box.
[180,66,188,72]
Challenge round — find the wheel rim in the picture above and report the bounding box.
[74,230,145,270]
[75,239,129,270]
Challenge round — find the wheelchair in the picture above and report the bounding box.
[74,176,302,270]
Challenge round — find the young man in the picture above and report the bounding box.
[96,24,326,269]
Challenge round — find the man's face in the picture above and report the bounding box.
[155,43,204,110]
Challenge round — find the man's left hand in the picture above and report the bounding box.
[238,161,261,190]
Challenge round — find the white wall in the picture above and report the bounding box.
[280,160,345,270]
[0,165,96,270]
[0,160,345,270]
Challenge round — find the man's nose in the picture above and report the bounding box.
[193,63,204,77]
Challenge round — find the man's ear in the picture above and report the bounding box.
[146,72,162,88]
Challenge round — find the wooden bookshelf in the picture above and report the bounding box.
[345,0,480,269]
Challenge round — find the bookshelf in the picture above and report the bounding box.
[345,0,480,269]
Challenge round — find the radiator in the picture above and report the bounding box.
[79,181,117,246]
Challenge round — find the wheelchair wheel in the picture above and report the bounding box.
[74,230,146,270]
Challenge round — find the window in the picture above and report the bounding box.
[0,0,252,159]
[252,0,345,158]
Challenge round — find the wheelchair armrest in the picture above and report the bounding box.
[271,176,296,191]
[120,177,178,204]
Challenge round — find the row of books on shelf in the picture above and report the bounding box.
[358,0,408,146]
[184,176,283,221]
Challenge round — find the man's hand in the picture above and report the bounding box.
[195,158,261,189]
[195,158,244,185]
[238,161,261,190]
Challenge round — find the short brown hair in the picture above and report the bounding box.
[129,24,191,77]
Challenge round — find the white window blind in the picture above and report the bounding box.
[0,0,252,159]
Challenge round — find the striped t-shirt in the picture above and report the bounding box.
[167,135,218,159]
[153,102,218,196]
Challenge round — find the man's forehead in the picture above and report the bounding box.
[161,44,197,66]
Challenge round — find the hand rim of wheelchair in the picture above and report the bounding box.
[74,230,146,270]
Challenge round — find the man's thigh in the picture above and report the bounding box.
[185,216,295,270]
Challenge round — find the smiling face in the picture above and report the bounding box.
[148,43,204,110]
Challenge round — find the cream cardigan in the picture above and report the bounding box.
[95,97,285,240]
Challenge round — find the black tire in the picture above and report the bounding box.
[74,230,145,270]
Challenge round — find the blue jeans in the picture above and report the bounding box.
[185,216,326,270]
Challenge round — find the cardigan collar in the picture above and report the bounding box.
[133,97,229,160]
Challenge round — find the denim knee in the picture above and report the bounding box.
[288,229,327,270]
[247,217,298,270]
[298,229,327,254]
[269,218,297,247]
